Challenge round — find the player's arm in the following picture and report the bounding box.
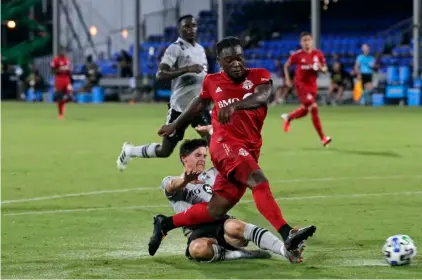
[319,52,328,73]
[50,59,59,74]
[156,44,202,81]
[158,75,211,137]
[174,96,210,128]
[283,58,293,87]
[163,171,202,195]
[354,56,361,76]
[232,82,272,110]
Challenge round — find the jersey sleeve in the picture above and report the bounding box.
[318,51,326,66]
[50,58,57,69]
[160,44,180,68]
[288,52,299,65]
[161,176,183,200]
[254,68,272,86]
[199,75,212,100]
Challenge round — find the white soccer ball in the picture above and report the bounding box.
[382,234,417,266]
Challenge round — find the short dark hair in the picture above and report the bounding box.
[216,36,242,56]
[179,139,208,159]
[178,14,194,25]
[300,31,312,38]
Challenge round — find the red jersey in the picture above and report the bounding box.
[51,55,71,80]
[288,49,325,94]
[200,68,271,152]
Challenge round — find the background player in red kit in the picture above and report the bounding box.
[51,48,72,119]
[281,32,332,146]
[148,36,316,259]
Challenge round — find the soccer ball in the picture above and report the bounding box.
[382,234,417,266]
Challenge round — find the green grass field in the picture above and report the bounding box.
[1,102,422,279]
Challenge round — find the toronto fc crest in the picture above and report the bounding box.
[242,79,254,90]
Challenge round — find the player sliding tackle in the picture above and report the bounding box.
[281,32,332,147]
[161,138,303,263]
[148,36,316,257]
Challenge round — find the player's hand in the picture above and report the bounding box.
[195,125,212,137]
[157,123,176,137]
[183,169,202,184]
[187,64,204,74]
[218,105,235,124]
[285,79,293,88]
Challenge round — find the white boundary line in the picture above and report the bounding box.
[2,174,421,205]
[3,190,422,217]
[1,187,159,204]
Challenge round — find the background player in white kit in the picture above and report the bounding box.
[117,15,210,170]
[156,134,304,264]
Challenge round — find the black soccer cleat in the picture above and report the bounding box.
[148,215,167,256]
[284,225,317,252]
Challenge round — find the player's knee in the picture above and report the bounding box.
[246,169,268,189]
[308,102,318,112]
[155,144,173,158]
[189,239,214,261]
[224,219,247,245]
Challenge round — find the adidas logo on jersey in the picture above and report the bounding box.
[216,87,222,93]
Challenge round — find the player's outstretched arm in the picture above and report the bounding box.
[175,97,209,127]
[165,170,202,195]
[158,97,210,137]
[232,83,272,110]
[156,63,203,81]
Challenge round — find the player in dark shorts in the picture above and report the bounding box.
[116,15,210,171]
[160,135,304,263]
[328,61,349,105]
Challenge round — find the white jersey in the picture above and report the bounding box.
[160,37,208,112]
[161,167,217,236]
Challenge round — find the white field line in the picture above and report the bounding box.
[1,186,160,205]
[3,190,422,217]
[2,174,421,205]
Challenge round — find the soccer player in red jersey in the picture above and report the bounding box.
[51,48,72,119]
[148,36,316,258]
[281,32,332,146]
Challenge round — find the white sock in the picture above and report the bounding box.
[204,244,269,263]
[128,143,159,158]
[244,223,286,257]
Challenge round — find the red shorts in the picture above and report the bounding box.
[210,138,261,203]
[55,78,72,94]
[296,85,317,106]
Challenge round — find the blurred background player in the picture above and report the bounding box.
[327,61,349,106]
[50,47,72,119]
[281,32,331,147]
[116,15,209,170]
[271,60,295,105]
[148,37,316,257]
[160,137,303,263]
[355,44,376,105]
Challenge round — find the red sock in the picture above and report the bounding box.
[172,202,215,228]
[310,106,325,140]
[57,101,64,115]
[288,106,308,120]
[252,181,288,231]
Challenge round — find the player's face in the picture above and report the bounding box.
[300,35,313,50]
[219,45,246,80]
[362,44,370,55]
[333,62,340,72]
[182,147,207,172]
[179,18,198,42]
